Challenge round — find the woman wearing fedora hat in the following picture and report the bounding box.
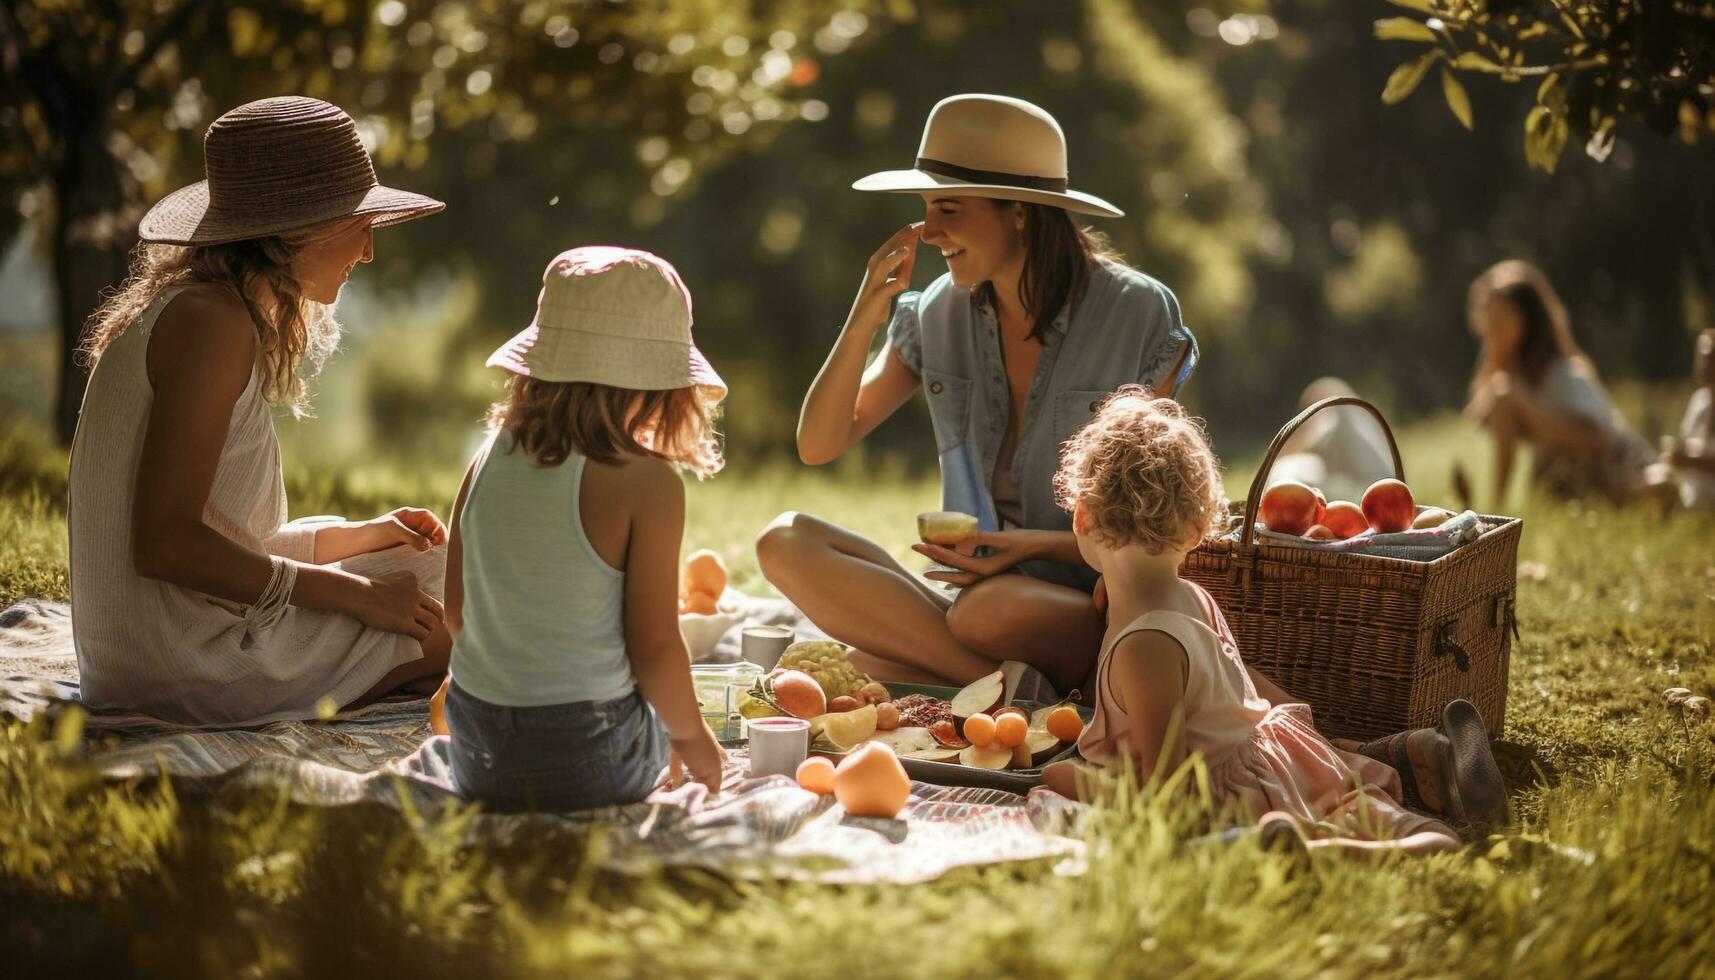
[758,94,1218,695]
[67,97,453,726]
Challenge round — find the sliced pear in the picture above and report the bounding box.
[1010,742,1033,768]
[1024,730,1063,765]
[899,745,964,763]
[810,703,877,751]
[959,743,1013,770]
[999,660,1040,704]
[950,669,1005,720]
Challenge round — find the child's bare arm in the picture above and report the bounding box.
[441,460,477,638]
[1108,630,1190,786]
[621,459,723,791]
[1040,759,1086,800]
[1246,666,1295,707]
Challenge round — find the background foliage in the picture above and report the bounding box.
[2,0,1712,468]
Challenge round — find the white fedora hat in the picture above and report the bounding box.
[487,246,726,405]
[852,94,1122,218]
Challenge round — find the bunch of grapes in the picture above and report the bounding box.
[779,642,865,698]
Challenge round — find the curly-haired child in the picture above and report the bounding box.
[1040,387,1475,856]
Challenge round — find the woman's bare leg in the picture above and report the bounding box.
[845,650,954,686]
[944,576,1105,694]
[756,511,995,684]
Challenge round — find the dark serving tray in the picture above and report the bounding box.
[810,682,1094,794]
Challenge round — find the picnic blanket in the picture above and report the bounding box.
[0,598,1085,885]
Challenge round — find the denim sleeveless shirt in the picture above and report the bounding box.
[884,258,1198,591]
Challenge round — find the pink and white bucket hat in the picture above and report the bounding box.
[487,246,726,405]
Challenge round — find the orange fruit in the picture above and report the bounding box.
[680,591,718,615]
[796,756,836,795]
[962,712,996,748]
[681,549,727,600]
[994,712,1028,748]
[832,742,910,818]
[1046,705,1084,743]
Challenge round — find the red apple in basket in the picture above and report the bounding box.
[1302,524,1337,541]
[1259,481,1321,536]
[1321,501,1369,539]
[1362,479,1416,533]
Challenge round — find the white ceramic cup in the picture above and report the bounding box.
[746,716,810,778]
[740,625,794,670]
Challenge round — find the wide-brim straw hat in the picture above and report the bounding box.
[487,246,726,406]
[852,94,1123,218]
[139,96,444,245]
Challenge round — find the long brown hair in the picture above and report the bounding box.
[80,216,368,416]
[976,201,1121,342]
[1467,259,1588,394]
[487,374,723,478]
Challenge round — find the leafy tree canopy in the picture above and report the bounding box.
[1374,0,1715,171]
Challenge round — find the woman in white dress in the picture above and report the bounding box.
[68,97,451,726]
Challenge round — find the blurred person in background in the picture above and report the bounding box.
[1269,377,1396,505]
[1649,328,1715,508]
[1462,260,1658,507]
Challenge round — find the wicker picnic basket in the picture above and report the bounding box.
[1183,396,1521,742]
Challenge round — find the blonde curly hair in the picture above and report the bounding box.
[1054,386,1225,553]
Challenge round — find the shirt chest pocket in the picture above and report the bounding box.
[923,369,974,451]
[1055,388,1118,446]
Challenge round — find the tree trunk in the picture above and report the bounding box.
[50,122,133,445]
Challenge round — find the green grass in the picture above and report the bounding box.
[4,405,1715,977]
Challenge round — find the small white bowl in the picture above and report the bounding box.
[679,604,745,662]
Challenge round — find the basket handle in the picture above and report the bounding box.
[1237,395,1406,549]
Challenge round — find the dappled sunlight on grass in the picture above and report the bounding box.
[3,400,1715,974]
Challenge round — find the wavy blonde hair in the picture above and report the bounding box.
[1054,387,1225,554]
[487,374,724,478]
[80,216,369,416]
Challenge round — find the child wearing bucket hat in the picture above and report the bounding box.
[68,96,454,727]
[433,246,727,810]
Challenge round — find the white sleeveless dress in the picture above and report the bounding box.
[68,286,442,726]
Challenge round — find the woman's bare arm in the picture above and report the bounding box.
[131,289,440,640]
[441,461,476,637]
[797,223,923,465]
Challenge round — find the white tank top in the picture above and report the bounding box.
[450,430,633,706]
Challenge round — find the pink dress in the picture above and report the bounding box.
[1078,582,1447,841]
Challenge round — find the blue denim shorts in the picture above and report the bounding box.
[444,680,670,813]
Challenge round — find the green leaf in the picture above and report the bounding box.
[52,707,84,755]
[1441,67,1473,129]
[1453,51,1500,70]
[1382,51,1439,104]
[1537,72,1562,107]
[1385,0,1438,13]
[1524,104,1568,173]
[1374,17,1437,42]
